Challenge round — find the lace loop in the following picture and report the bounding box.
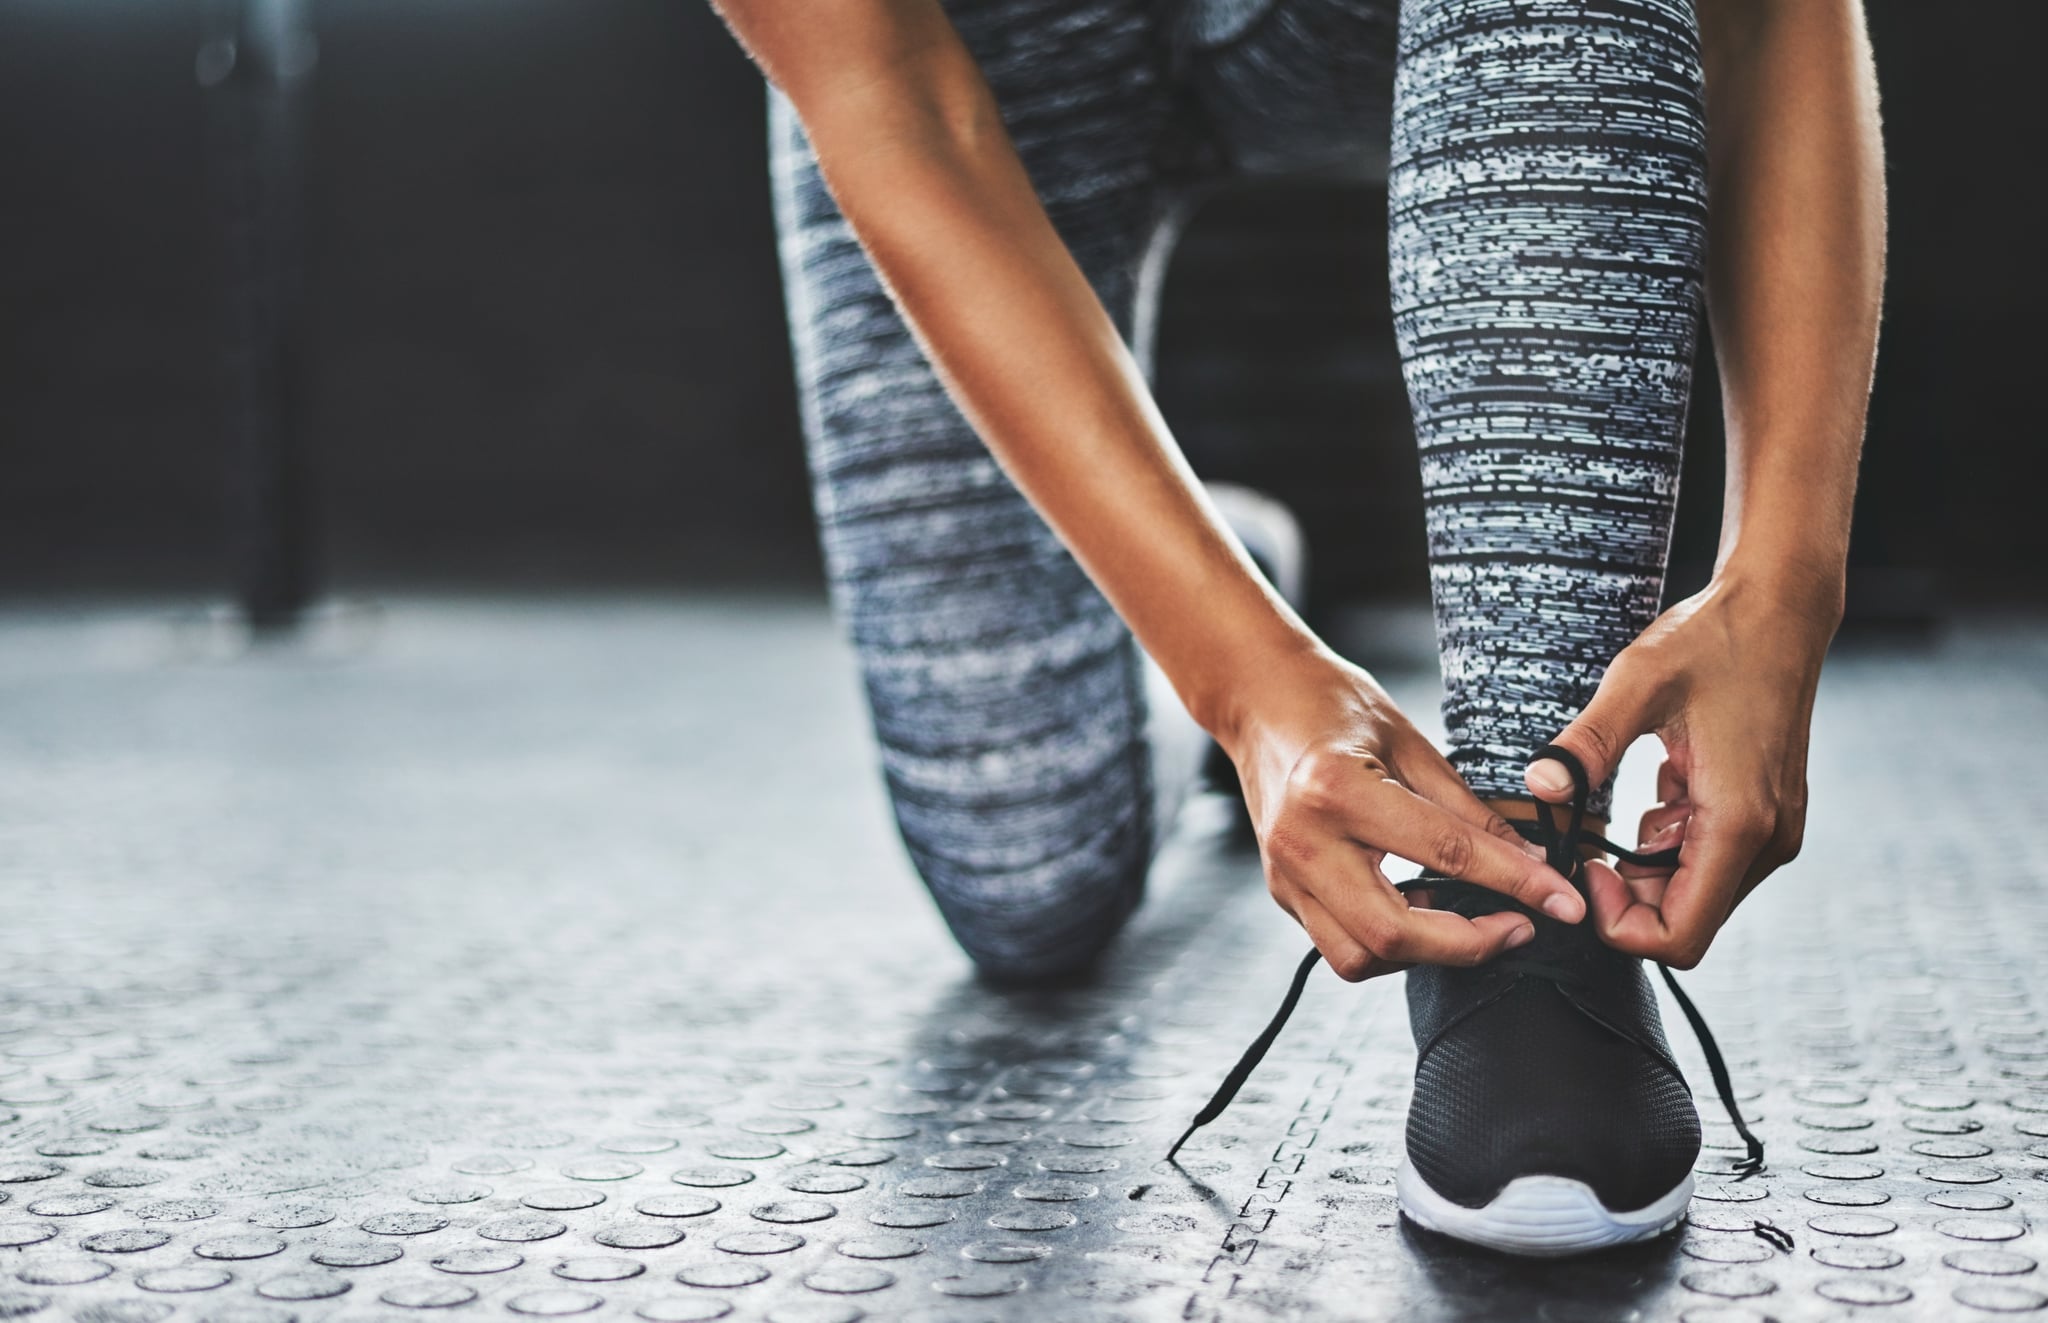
[1167,744,1767,1181]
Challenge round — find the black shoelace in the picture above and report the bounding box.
[1166,744,1766,1180]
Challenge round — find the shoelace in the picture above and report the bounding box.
[1166,744,1766,1180]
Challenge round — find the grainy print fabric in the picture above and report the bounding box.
[1391,0,1707,820]
[769,0,1707,981]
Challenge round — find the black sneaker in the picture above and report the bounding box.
[1397,867,1700,1254]
[1168,744,1764,1258]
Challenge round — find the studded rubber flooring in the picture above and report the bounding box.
[1,598,2045,1323]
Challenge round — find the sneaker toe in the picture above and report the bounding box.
[1406,975,1701,1213]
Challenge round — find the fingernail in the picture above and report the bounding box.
[1527,759,1572,796]
[1520,840,1547,861]
[1506,924,1535,949]
[1542,892,1583,923]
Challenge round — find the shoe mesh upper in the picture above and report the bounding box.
[1405,902,1703,1212]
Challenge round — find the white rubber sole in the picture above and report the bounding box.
[1397,1159,1692,1258]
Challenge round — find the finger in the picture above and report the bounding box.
[1289,890,1405,983]
[1586,858,1680,946]
[1400,751,1552,861]
[1599,805,1758,968]
[1619,815,1687,877]
[1584,857,1644,935]
[1655,757,1687,805]
[1527,654,1667,804]
[1594,854,1670,910]
[1633,805,1690,850]
[1299,850,1537,966]
[1336,771,1582,921]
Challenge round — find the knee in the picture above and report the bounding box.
[907,837,1149,989]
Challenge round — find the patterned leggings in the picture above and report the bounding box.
[770,0,1708,982]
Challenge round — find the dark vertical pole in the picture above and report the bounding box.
[200,0,318,631]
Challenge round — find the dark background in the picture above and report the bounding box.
[1,0,2038,618]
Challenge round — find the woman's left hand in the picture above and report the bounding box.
[1524,570,1843,968]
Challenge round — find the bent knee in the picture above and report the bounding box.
[914,849,1148,989]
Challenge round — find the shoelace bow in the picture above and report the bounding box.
[1166,744,1766,1181]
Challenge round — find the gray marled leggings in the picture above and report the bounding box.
[770,0,1708,982]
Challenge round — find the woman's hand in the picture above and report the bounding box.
[1223,652,1586,982]
[1528,570,1842,969]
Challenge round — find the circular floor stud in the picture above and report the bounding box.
[478,1215,569,1242]
[553,1257,646,1282]
[715,1231,804,1256]
[930,1273,1023,1299]
[765,1303,863,1323]
[636,1300,733,1322]
[676,1262,771,1289]
[26,1195,112,1218]
[987,1208,1074,1233]
[1955,1284,2048,1314]
[137,1265,234,1294]
[506,1289,606,1316]
[836,1236,926,1261]
[1946,1250,2038,1276]
[1682,1240,1772,1264]
[672,1169,753,1189]
[247,1203,331,1230]
[379,1280,480,1309]
[1679,1270,1775,1300]
[802,1265,895,1294]
[16,1261,112,1287]
[595,1221,686,1249]
[867,1207,955,1230]
[430,1247,524,1274]
[408,1182,491,1205]
[1939,1219,2029,1242]
[0,1226,56,1249]
[79,1229,170,1253]
[1816,1277,1912,1305]
[255,1271,352,1301]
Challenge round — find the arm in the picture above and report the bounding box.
[1534,0,1886,965]
[713,0,1582,974]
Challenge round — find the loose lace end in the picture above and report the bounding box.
[1657,962,1768,1177]
[1165,948,1322,1163]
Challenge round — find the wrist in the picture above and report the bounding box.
[1187,630,1359,765]
[1714,486,1854,632]
[1709,546,1848,639]
[1182,631,1334,757]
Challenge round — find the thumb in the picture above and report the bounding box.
[1526,656,1664,804]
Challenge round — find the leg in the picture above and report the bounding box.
[769,0,1181,984]
[1386,6,1712,1251]
[1389,0,1709,821]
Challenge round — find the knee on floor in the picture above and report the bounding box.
[910,846,1150,988]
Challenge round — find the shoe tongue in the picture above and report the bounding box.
[1417,875,1602,981]
[1408,873,1680,1068]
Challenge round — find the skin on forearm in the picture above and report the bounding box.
[714,0,1324,744]
[1698,0,1886,621]
[832,102,1326,735]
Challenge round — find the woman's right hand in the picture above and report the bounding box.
[1221,651,1587,981]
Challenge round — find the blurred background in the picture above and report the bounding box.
[1,0,2039,626]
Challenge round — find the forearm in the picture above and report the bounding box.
[1698,0,1886,619]
[775,27,1323,740]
